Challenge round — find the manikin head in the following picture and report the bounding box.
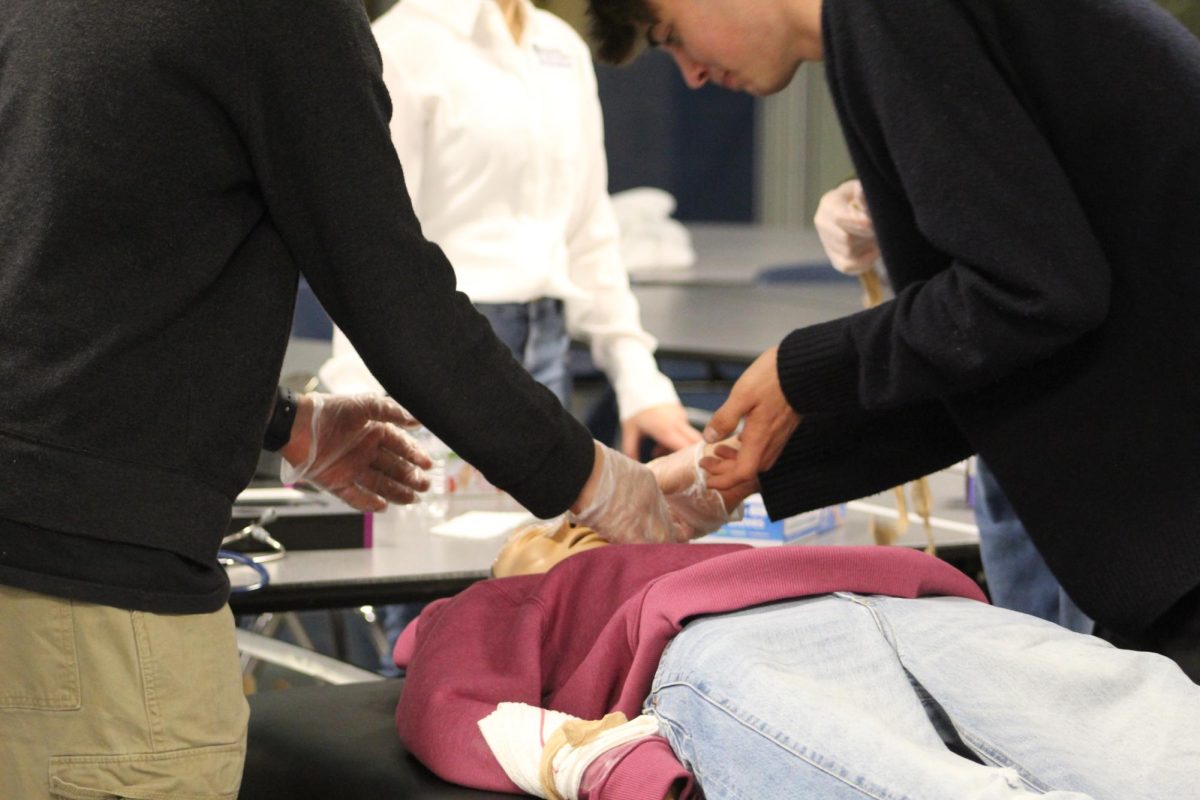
[492,518,611,578]
[587,0,824,95]
[492,438,751,578]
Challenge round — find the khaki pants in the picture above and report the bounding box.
[0,584,248,800]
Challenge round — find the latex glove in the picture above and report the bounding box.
[280,393,432,512]
[814,179,880,276]
[648,440,747,538]
[701,346,801,492]
[569,442,683,543]
[620,402,703,458]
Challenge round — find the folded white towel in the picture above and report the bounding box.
[621,218,696,273]
[611,186,677,222]
[611,187,696,273]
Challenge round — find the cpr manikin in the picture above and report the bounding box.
[422,442,742,800]
[393,441,1200,800]
[487,515,696,799]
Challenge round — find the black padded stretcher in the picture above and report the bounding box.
[240,680,518,799]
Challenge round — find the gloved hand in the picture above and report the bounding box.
[280,393,432,512]
[649,440,746,538]
[568,442,683,543]
[813,179,880,276]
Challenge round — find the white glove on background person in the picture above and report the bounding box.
[814,179,880,276]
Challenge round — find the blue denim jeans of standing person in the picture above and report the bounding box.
[475,298,571,405]
[647,593,1200,799]
[974,459,1092,634]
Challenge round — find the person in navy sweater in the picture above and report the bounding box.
[584,0,1200,681]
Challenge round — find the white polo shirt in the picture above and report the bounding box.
[323,0,677,420]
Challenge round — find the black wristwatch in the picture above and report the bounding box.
[263,386,299,452]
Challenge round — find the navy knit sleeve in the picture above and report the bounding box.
[759,400,971,519]
[778,0,1114,418]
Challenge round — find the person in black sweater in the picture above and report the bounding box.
[815,179,1094,635]
[586,0,1200,680]
[0,1,688,797]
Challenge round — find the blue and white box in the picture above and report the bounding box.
[701,493,845,545]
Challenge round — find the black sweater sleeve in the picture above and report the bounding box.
[231,0,592,516]
[777,0,1114,418]
[759,401,972,518]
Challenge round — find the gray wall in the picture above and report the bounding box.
[757,64,852,228]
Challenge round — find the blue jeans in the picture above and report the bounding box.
[647,594,1200,799]
[974,459,1092,634]
[475,298,571,405]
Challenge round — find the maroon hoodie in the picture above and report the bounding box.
[395,543,986,798]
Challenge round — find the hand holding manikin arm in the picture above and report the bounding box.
[701,347,802,491]
[686,181,877,490]
[569,442,688,543]
[648,439,751,537]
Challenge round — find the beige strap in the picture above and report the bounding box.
[892,485,910,534]
[909,477,937,555]
[538,712,629,800]
[859,269,885,308]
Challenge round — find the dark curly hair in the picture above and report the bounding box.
[587,0,657,64]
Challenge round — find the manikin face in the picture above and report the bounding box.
[645,0,823,96]
[492,519,610,578]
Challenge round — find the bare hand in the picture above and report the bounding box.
[620,402,703,458]
[701,347,800,491]
[696,439,760,511]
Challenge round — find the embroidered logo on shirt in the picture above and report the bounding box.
[533,44,572,68]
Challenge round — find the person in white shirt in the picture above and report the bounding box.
[321,0,700,458]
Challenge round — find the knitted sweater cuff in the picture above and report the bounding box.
[757,425,847,517]
[503,420,596,519]
[776,320,862,414]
